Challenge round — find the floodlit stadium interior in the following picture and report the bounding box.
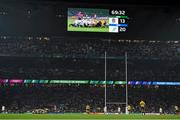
[1,0,180,119]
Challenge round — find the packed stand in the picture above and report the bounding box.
[0,36,179,59]
[0,84,179,114]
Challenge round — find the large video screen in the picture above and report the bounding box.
[67,8,128,33]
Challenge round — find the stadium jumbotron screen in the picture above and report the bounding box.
[67,8,128,33]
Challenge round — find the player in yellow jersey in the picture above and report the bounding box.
[127,105,132,114]
[86,105,90,114]
[139,100,145,115]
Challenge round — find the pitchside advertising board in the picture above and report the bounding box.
[67,8,128,33]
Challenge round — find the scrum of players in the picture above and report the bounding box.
[69,11,108,28]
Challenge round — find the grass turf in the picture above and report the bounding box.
[0,114,180,119]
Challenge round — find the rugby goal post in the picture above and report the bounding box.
[104,52,128,114]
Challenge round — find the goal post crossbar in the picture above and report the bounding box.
[106,102,126,105]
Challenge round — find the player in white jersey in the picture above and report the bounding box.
[159,107,163,115]
[2,106,5,113]
[118,107,121,114]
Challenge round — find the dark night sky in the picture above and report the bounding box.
[2,0,180,6]
[1,0,180,40]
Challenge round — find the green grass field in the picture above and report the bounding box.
[67,19,109,32]
[1,114,180,119]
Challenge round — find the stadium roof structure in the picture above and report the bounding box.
[1,0,180,41]
[2,0,180,6]
[64,0,180,6]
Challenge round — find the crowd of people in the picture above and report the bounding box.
[0,56,180,81]
[0,37,180,81]
[0,85,179,114]
[0,36,180,114]
[0,37,179,59]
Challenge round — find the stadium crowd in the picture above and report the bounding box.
[0,37,179,59]
[0,37,180,114]
[0,57,180,81]
[0,85,179,114]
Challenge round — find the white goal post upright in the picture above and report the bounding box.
[104,51,107,113]
[125,52,128,114]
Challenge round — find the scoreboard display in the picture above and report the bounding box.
[109,9,128,33]
[67,8,128,33]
